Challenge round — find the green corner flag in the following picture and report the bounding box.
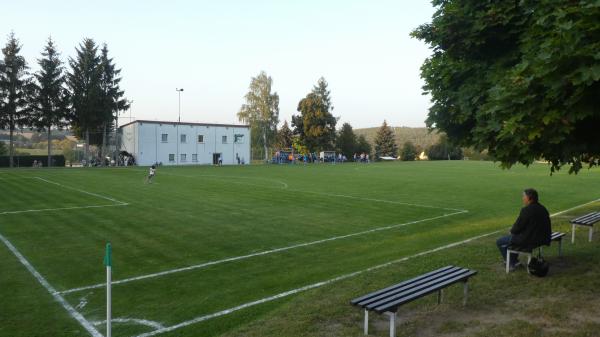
[103,243,112,267]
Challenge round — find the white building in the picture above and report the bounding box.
[119,120,250,166]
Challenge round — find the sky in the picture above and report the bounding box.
[3,0,436,129]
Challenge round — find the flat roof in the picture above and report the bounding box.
[119,119,250,129]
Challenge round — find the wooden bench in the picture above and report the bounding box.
[505,231,565,273]
[570,212,600,243]
[350,266,476,337]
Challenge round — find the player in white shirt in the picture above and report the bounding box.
[146,165,156,184]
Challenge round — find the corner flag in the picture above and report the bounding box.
[104,243,112,337]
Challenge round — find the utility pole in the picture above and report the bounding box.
[176,88,184,164]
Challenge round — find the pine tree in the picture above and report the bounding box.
[336,122,357,158]
[292,77,337,152]
[374,120,398,160]
[30,37,70,167]
[99,44,128,164]
[276,120,293,149]
[0,32,30,168]
[237,71,279,161]
[67,38,103,163]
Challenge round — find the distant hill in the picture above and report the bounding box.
[354,126,441,152]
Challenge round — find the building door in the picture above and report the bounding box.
[213,153,221,165]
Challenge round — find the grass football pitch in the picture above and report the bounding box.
[1,161,599,337]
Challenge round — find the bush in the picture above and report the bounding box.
[400,141,418,161]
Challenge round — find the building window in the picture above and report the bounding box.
[161,134,168,142]
[197,135,204,143]
[222,135,227,144]
[192,154,198,162]
[180,134,186,143]
[234,134,244,144]
[181,154,187,162]
[168,154,175,162]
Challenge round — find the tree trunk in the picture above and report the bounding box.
[47,127,52,167]
[9,123,14,168]
[85,128,90,166]
[263,130,268,162]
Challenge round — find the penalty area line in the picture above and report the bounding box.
[133,230,501,337]
[58,209,468,295]
[0,232,103,337]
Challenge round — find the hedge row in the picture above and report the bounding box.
[0,155,66,167]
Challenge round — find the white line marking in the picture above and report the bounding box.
[58,210,467,295]
[35,177,127,204]
[550,198,600,217]
[133,230,502,337]
[0,203,128,216]
[0,232,103,337]
[92,318,164,330]
[159,171,289,189]
[159,171,462,211]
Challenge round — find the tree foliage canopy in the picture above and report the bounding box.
[412,0,600,173]
[0,32,30,167]
[292,77,337,152]
[237,71,280,160]
[336,122,357,158]
[374,120,398,159]
[400,141,418,161]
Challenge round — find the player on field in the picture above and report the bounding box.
[146,164,156,184]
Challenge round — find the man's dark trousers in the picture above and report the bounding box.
[497,235,519,265]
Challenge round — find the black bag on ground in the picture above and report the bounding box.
[528,257,549,277]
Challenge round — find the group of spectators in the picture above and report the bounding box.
[353,153,370,163]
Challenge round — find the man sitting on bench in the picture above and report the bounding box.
[496,188,552,271]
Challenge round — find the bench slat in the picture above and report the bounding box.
[350,265,457,305]
[355,267,466,307]
[551,232,565,240]
[373,270,477,313]
[365,268,472,311]
[571,212,600,226]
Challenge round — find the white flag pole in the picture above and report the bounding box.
[104,243,112,337]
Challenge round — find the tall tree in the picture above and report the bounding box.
[67,38,103,162]
[374,120,398,160]
[276,120,293,149]
[412,0,600,173]
[99,44,128,163]
[356,134,371,156]
[336,122,357,158]
[0,33,30,167]
[292,77,337,152]
[400,141,417,161]
[29,37,70,167]
[237,71,279,161]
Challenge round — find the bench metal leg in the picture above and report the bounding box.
[437,289,443,304]
[572,224,576,243]
[385,311,396,337]
[589,227,593,242]
[506,250,511,273]
[558,238,563,256]
[463,281,469,306]
[363,309,368,335]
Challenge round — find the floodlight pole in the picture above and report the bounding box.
[176,88,184,165]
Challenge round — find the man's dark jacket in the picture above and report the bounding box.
[510,202,552,249]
